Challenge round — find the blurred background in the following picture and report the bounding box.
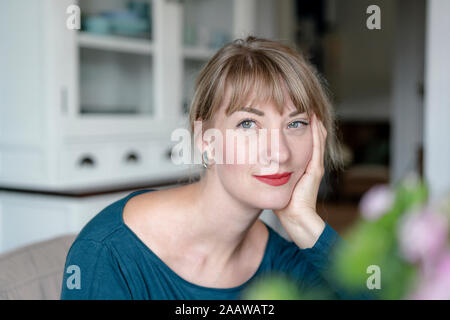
[0,0,449,299]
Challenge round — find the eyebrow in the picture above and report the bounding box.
[237,107,304,117]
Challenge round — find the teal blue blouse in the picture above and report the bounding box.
[60,189,371,300]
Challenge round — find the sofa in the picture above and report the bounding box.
[0,234,76,300]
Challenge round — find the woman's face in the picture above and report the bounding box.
[205,83,314,210]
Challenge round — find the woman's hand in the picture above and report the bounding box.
[273,113,328,249]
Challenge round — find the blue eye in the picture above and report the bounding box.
[237,119,256,129]
[236,119,309,130]
[288,120,309,129]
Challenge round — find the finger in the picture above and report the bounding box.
[321,121,327,171]
[321,121,328,169]
[316,117,325,173]
[314,115,327,176]
[309,114,323,176]
[318,118,326,153]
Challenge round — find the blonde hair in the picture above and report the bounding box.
[188,35,344,174]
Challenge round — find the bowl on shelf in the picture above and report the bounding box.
[101,10,150,37]
[83,15,111,35]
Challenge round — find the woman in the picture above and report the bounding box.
[61,36,366,300]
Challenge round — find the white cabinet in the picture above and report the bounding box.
[0,0,272,192]
[0,188,152,254]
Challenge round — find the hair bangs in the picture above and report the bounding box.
[221,53,311,117]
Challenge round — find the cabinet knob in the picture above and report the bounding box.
[125,151,140,164]
[78,155,96,168]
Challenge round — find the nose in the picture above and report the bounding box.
[259,127,290,168]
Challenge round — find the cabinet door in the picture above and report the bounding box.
[61,0,184,139]
[179,0,258,127]
[180,0,235,126]
[0,1,50,145]
[40,0,79,140]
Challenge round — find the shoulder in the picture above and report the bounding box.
[75,189,156,244]
[122,187,173,245]
[61,237,132,299]
[122,188,162,234]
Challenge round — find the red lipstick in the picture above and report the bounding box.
[253,172,293,186]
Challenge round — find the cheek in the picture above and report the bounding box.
[291,135,313,171]
[217,131,245,170]
[217,133,253,184]
[221,131,256,166]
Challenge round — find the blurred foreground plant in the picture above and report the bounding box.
[242,274,302,300]
[243,174,450,300]
[331,174,450,299]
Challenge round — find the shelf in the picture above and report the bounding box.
[77,32,154,55]
[183,46,216,60]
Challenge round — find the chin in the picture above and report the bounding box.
[251,189,292,210]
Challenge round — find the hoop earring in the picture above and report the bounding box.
[202,151,210,169]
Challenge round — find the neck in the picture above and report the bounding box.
[179,172,263,267]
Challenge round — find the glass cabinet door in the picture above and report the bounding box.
[77,0,155,116]
[79,48,154,115]
[181,0,235,120]
[182,0,233,50]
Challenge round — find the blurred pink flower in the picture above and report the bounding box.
[409,252,450,299]
[359,184,394,221]
[398,208,448,264]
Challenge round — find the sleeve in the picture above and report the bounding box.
[60,239,132,300]
[275,223,375,299]
[299,223,376,299]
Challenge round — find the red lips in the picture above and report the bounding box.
[252,172,293,186]
[255,172,292,179]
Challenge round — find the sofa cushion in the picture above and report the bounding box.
[0,234,76,300]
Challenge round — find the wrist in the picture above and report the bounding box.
[278,208,326,249]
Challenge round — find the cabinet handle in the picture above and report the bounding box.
[125,151,140,164]
[78,155,96,168]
